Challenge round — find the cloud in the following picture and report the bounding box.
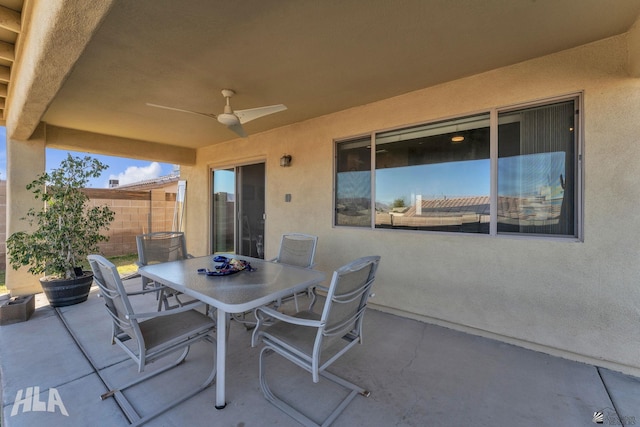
[109,162,162,186]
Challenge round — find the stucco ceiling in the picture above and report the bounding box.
[17,1,640,149]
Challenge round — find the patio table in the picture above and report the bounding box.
[138,254,326,409]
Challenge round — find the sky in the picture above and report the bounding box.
[0,127,176,188]
[375,160,490,205]
[350,153,565,206]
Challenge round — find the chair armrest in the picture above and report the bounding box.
[255,306,322,327]
[253,306,323,347]
[97,286,163,299]
[127,301,207,320]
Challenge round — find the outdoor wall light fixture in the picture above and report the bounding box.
[451,135,465,143]
[280,154,292,167]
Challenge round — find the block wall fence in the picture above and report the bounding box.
[0,181,178,269]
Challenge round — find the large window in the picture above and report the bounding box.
[334,96,581,238]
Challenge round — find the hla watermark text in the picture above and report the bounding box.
[10,386,68,417]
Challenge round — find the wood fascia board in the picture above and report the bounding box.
[0,65,10,82]
[0,5,21,34]
[0,41,14,62]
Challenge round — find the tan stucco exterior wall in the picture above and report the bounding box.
[5,126,45,295]
[183,34,640,376]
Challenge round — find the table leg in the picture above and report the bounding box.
[215,308,227,409]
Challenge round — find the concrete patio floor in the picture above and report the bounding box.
[1,277,639,427]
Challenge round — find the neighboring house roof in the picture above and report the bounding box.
[399,195,561,222]
[405,196,491,217]
[113,174,180,191]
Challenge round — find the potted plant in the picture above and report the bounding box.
[6,154,115,307]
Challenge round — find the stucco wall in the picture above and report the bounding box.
[184,34,640,376]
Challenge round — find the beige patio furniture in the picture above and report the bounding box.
[233,233,319,328]
[88,254,217,426]
[251,255,380,427]
[270,233,318,312]
[136,231,194,310]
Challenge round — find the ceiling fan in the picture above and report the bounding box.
[146,89,287,137]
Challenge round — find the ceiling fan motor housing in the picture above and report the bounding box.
[217,113,239,126]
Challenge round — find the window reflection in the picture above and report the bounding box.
[498,101,575,235]
[374,114,491,233]
[335,137,371,227]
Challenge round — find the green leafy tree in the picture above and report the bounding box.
[7,154,115,279]
[393,197,406,208]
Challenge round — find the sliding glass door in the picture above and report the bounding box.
[211,163,265,257]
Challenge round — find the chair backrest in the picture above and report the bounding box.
[88,255,143,353]
[275,233,318,268]
[318,256,380,346]
[136,232,188,266]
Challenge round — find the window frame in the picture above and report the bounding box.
[333,93,584,242]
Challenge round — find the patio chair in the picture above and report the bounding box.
[270,233,318,312]
[232,233,319,329]
[251,255,380,427]
[136,231,193,310]
[88,254,217,426]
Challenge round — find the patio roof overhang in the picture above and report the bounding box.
[2,0,640,160]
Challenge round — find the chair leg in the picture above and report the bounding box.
[101,338,217,426]
[111,323,116,345]
[101,346,192,400]
[231,311,257,330]
[292,293,300,312]
[259,346,369,427]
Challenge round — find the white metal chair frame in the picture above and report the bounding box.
[232,233,319,329]
[252,255,380,427]
[136,231,194,310]
[88,254,217,426]
[270,233,318,312]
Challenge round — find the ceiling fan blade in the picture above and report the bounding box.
[234,104,287,124]
[227,122,247,138]
[146,103,217,119]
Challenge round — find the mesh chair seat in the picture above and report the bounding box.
[254,310,321,360]
[137,310,216,353]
